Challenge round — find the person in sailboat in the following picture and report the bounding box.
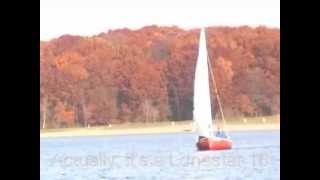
[215,125,228,138]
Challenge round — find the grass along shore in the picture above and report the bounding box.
[40,115,280,138]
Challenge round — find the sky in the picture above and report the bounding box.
[40,0,280,41]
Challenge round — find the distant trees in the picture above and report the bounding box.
[40,25,280,128]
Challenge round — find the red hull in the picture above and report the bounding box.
[196,137,232,151]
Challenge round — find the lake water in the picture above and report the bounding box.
[41,131,280,180]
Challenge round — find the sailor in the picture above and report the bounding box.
[216,126,228,138]
[216,131,227,138]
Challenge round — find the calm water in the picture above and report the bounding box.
[41,131,280,180]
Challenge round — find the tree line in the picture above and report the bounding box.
[40,25,280,128]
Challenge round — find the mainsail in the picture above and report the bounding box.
[193,28,214,138]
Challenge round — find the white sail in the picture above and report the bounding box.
[193,28,214,138]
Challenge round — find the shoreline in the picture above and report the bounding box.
[40,121,280,138]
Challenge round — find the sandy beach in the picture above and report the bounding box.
[40,119,280,138]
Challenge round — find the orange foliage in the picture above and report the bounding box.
[40,25,280,127]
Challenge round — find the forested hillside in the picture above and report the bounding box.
[40,25,280,128]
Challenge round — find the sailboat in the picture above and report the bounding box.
[193,28,232,151]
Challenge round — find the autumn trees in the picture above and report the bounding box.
[40,25,280,128]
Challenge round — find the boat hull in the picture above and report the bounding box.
[196,137,232,151]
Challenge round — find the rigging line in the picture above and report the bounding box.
[207,51,229,134]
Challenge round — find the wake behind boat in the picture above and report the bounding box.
[193,28,232,151]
